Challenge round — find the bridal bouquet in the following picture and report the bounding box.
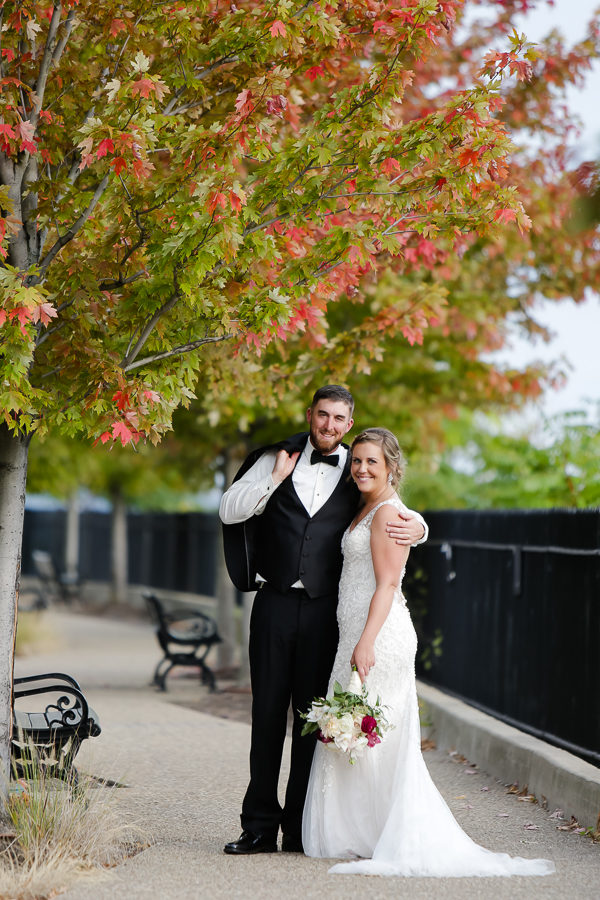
[300,668,392,764]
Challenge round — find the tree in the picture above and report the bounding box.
[402,406,600,510]
[177,1,600,461]
[0,0,540,799]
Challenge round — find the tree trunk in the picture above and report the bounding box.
[0,425,29,807]
[216,452,238,670]
[64,491,80,587]
[110,487,128,606]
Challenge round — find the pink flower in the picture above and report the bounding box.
[366,732,381,748]
[361,715,377,735]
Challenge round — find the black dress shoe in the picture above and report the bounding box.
[223,831,278,855]
[281,834,304,853]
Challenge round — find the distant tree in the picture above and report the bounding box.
[402,407,600,510]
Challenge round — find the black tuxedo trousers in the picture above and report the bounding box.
[241,582,339,839]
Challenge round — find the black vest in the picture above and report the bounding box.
[222,432,359,596]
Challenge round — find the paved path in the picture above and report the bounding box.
[14,610,600,899]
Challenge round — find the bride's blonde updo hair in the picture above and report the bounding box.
[351,428,406,489]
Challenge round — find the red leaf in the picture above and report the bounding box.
[0,122,16,139]
[112,390,130,411]
[9,307,32,327]
[1,48,15,62]
[269,20,286,38]
[234,89,254,116]
[0,310,6,327]
[111,156,127,175]
[99,431,112,444]
[493,208,517,224]
[110,18,127,36]
[305,65,324,82]
[208,191,228,214]
[373,21,395,36]
[380,157,402,177]
[112,421,134,446]
[266,95,287,117]
[458,147,480,168]
[143,390,160,404]
[131,78,155,99]
[31,302,58,326]
[97,138,115,159]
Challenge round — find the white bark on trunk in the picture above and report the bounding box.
[64,492,80,584]
[0,425,29,807]
[110,489,128,606]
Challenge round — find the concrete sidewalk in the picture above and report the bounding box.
[14,610,600,899]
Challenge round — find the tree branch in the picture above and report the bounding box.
[120,291,180,369]
[35,174,110,277]
[30,5,64,131]
[123,333,234,372]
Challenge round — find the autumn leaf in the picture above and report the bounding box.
[31,302,58,325]
[16,120,36,154]
[305,65,325,82]
[493,208,517,224]
[96,138,115,159]
[234,88,254,116]
[110,156,127,175]
[380,157,402,177]
[112,421,135,445]
[131,78,156,99]
[208,192,228,214]
[269,20,286,38]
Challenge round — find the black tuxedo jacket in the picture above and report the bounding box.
[222,431,354,592]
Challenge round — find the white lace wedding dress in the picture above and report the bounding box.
[302,496,555,878]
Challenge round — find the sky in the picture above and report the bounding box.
[489,0,600,419]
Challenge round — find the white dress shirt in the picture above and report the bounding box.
[219,437,428,549]
[219,437,347,524]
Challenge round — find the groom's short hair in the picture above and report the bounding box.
[311,385,354,416]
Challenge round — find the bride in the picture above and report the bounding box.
[302,427,555,878]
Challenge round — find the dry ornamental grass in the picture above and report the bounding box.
[0,752,144,900]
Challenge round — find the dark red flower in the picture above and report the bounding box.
[361,715,377,734]
[317,730,334,744]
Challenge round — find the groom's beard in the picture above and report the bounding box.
[309,425,345,455]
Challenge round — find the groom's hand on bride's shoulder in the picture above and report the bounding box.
[386,513,424,546]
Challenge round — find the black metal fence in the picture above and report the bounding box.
[409,509,600,767]
[21,509,218,597]
[22,505,600,765]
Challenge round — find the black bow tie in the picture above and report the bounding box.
[311,449,339,467]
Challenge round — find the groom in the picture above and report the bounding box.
[219,385,427,854]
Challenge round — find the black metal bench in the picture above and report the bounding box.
[12,673,101,786]
[143,592,222,692]
[26,550,80,608]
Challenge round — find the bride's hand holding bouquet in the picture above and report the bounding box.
[300,666,392,764]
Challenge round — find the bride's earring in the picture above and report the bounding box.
[387,472,393,484]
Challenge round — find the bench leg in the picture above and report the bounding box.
[197,660,217,692]
[153,659,174,691]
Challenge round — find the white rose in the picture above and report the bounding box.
[320,715,342,739]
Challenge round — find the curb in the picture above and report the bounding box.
[417,680,600,829]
